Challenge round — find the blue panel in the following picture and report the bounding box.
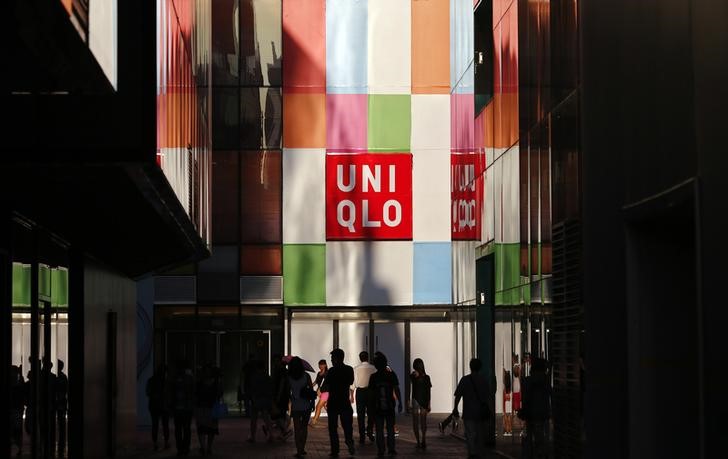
[326,0,368,94]
[414,242,452,304]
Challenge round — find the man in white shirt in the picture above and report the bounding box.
[352,351,377,444]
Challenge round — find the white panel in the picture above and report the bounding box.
[493,154,504,243]
[339,321,370,416]
[89,0,118,88]
[410,323,455,413]
[368,0,411,94]
[411,95,451,150]
[283,149,326,243]
[413,149,451,242]
[374,322,406,414]
[326,242,413,306]
[291,320,334,372]
[502,146,520,243]
[451,240,476,304]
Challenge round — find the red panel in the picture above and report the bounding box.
[326,153,413,240]
[451,153,482,240]
[283,0,326,93]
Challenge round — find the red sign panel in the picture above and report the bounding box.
[451,153,481,240]
[326,153,412,240]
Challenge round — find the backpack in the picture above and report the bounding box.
[374,373,394,414]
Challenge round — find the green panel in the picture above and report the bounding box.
[51,268,69,307]
[368,95,411,152]
[12,263,30,307]
[39,264,51,301]
[494,243,520,306]
[283,244,326,305]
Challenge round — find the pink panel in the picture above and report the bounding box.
[326,94,368,152]
[283,0,326,93]
[450,93,474,152]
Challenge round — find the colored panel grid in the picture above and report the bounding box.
[495,242,520,305]
[283,93,326,148]
[368,0,411,94]
[413,149,451,241]
[411,0,450,94]
[326,94,368,152]
[413,242,452,304]
[326,0,368,94]
[411,95,451,150]
[283,244,326,305]
[450,93,474,151]
[283,0,326,92]
[368,95,411,152]
[326,241,413,306]
[283,148,326,243]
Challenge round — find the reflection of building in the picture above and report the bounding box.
[2,1,211,457]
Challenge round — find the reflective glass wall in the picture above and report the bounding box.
[157,0,213,248]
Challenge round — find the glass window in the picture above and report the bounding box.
[211,151,240,244]
[240,151,281,243]
[212,88,240,150]
[212,0,240,86]
[240,0,282,87]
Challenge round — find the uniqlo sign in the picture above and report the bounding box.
[326,153,413,240]
[451,153,481,240]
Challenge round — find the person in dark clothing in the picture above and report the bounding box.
[453,358,491,459]
[310,359,329,426]
[271,355,292,439]
[369,354,402,457]
[10,365,25,457]
[195,365,222,456]
[55,360,69,458]
[409,358,432,450]
[39,357,57,457]
[171,361,195,456]
[288,357,314,457]
[146,364,170,451]
[519,358,551,459]
[326,348,356,457]
[248,360,275,443]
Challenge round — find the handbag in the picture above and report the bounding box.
[211,400,228,420]
[469,375,491,421]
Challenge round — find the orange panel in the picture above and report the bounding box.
[412,0,450,94]
[283,0,326,93]
[240,245,282,276]
[283,93,326,148]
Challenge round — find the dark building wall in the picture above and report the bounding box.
[82,258,136,457]
[581,0,728,457]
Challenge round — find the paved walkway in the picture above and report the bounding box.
[130,414,510,459]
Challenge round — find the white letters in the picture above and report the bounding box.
[362,200,381,227]
[337,200,356,232]
[362,165,381,192]
[383,200,402,227]
[389,165,396,192]
[337,165,356,192]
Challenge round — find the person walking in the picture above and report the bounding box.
[271,356,292,439]
[309,359,329,426]
[171,361,196,456]
[502,368,513,436]
[146,364,170,451]
[10,365,25,457]
[248,360,275,443]
[369,353,402,457]
[409,358,432,450]
[55,360,69,458]
[353,351,376,444]
[519,358,551,459]
[325,348,356,457]
[195,365,222,456]
[288,357,315,458]
[453,358,491,459]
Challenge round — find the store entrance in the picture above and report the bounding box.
[164,330,270,413]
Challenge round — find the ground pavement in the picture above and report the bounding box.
[130,414,513,459]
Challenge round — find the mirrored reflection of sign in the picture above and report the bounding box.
[451,153,480,240]
[326,153,413,240]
